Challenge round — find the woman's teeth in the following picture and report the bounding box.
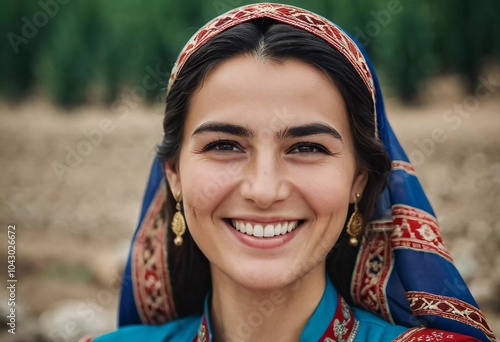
[231,220,299,238]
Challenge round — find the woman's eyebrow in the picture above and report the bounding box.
[278,123,343,142]
[192,121,255,138]
[192,121,342,142]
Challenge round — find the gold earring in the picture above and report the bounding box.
[171,191,186,246]
[347,193,363,247]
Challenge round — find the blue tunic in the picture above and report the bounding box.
[94,277,410,341]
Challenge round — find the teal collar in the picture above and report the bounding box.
[194,276,358,342]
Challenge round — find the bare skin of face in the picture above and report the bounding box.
[165,54,367,341]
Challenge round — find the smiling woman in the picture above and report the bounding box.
[90,3,495,342]
[171,55,364,297]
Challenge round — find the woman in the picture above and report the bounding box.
[92,3,495,341]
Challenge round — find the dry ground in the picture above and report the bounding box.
[1,86,499,340]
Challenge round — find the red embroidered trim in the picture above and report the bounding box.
[194,294,358,342]
[351,221,394,322]
[407,291,495,341]
[167,3,375,105]
[194,315,209,342]
[319,294,359,341]
[391,205,452,262]
[392,160,416,175]
[352,204,453,322]
[352,204,495,340]
[132,183,177,324]
[394,327,481,342]
[393,328,425,342]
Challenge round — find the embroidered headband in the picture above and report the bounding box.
[117,3,495,340]
[166,2,378,137]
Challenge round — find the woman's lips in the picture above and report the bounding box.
[225,218,304,249]
[230,219,300,238]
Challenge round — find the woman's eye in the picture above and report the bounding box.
[288,142,330,154]
[202,140,243,153]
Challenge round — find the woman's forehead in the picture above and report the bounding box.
[185,55,350,136]
[191,55,344,104]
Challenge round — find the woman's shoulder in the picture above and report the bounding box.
[90,315,200,342]
[351,307,480,342]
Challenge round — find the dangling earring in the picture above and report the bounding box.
[171,191,186,246]
[347,193,363,247]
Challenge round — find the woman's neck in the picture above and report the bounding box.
[209,266,326,342]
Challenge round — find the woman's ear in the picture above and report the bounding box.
[351,165,368,202]
[164,161,181,195]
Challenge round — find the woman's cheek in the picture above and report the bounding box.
[184,161,237,213]
[292,167,352,209]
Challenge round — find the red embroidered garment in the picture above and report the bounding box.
[394,328,481,342]
[116,3,496,342]
[188,291,481,342]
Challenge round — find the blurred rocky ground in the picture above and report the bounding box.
[0,78,499,340]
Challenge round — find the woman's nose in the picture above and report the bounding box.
[239,152,290,209]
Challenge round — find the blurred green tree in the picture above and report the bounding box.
[1,0,498,107]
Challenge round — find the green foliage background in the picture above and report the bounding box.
[1,0,499,106]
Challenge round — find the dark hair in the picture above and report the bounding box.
[157,18,391,317]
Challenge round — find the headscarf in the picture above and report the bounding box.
[116,3,495,341]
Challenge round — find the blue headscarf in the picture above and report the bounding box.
[116,4,495,341]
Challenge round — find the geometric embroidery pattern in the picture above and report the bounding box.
[393,327,482,341]
[120,4,496,340]
[394,327,460,341]
[351,221,394,323]
[168,3,375,99]
[352,203,459,323]
[320,295,359,342]
[407,292,495,341]
[167,3,377,135]
[352,200,496,340]
[132,183,177,324]
[391,205,453,262]
[194,294,360,342]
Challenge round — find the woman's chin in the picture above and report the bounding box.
[233,274,292,292]
[219,261,316,292]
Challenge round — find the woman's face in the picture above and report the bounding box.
[166,54,367,290]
